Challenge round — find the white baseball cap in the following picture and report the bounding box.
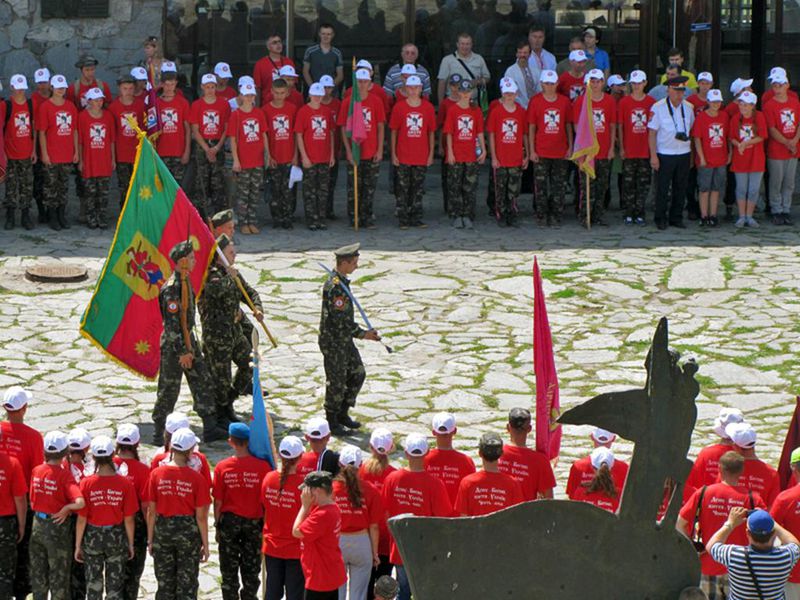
[406,75,422,87]
[500,79,518,94]
[339,444,363,467]
[166,412,190,434]
[726,422,756,448]
[319,74,335,87]
[587,68,605,81]
[769,66,788,82]
[569,49,588,62]
[3,387,31,411]
[308,82,325,97]
[730,77,754,96]
[738,90,757,105]
[68,428,92,450]
[590,428,616,445]
[10,74,28,90]
[431,412,456,435]
[161,61,177,73]
[44,431,69,453]
[171,427,199,452]
[707,89,723,103]
[201,73,217,85]
[279,435,304,459]
[90,435,115,457]
[50,74,68,89]
[713,408,744,438]
[34,68,51,84]
[404,433,429,456]
[607,74,626,87]
[628,70,647,84]
[239,82,256,95]
[116,423,141,445]
[278,65,298,78]
[305,416,330,439]
[355,69,371,81]
[214,62,232,78]
[401,64,416,76]
[370,428,394,455]
[356,59,373,71]
[697,72,713,83]
[540,70,558,85]
[238,75,254,86]
[85,87,105,100]
[590,447,615,470]
[131,67,148,81]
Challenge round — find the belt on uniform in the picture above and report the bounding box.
[88,522,122,529]
[35,512,51,519]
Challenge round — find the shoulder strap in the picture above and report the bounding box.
[692,485,707,545]
[455,54,476,81]
[744,548,766,600]
[74,80,81,98]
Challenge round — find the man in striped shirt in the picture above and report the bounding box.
[383,44,432,99]
[707,507,800,600]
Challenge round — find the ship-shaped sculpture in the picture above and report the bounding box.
[389,318,702,599]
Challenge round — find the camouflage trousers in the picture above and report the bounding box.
[121,511,147,600]
[534,158,569,222]
[83,523,127,600]
[235,167,263,227]
[14,506,33,599]
[33,160,45,207]
[71,513,86,600]
[116,162,134,207]
[396,165,427,225]
[84,176,110,228]
[621,158,651,219]
[153,336,216,427]
[152,515,201,600]
[194,141,226,215]
[302,163,330,227]
[4,158,33,210]
[30,513,73,600]
[493,166,522,220]
[43,163,72,209]
[346,159,380,224]
[216,513,263,600]
[321,342,365,414]
[161,157,186,186]
[267,164,293,226]
[203,326,252,412]
[579,158,611,226]
[328,160,339,217]
[447,162,479,219]
[0,515,17,600]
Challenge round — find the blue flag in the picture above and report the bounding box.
[249,354,275,468]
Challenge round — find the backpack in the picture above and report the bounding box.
[73,79,106,107]
[4,98,34,137]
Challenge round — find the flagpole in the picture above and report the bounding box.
[586,170,591,230]
[352,56,360,232]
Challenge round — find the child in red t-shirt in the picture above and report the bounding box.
[78,87,116,229]
[444,80,486,229]
[693,89,730,226]
[0,434,26,598]
[320,77,342,221]
[455,433,524,517]
[729,91,767,228]
[108,75,145,208]
[570,447,621,514]
[763,76,800,224]
[156,71,191,184]
[438,75,463,213]
[190,74,230,218]
[617,70,655,224]
[3,74,37,231]
[263,78,299,229]
[487,81,528,227]
[424,413,476,505]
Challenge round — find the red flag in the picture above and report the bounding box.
[778,396,800,489]
[533,257,561,460]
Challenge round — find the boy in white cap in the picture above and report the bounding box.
[344,60,391,120]
[252,33,295,100]
[32,68,52,110]
[77,87,116,229]
[31,67,52,224]
[688,72,713,114]
[557,50,588,101]
[693,88,730,226]
[262,65,304,110]
[763,68,800,225]
[150,412,213,485]
[130,66,148,99]
[109,74,145,209]
[3,74,37,231]
[0,422,26,600]
[607,74,626,101]
[392,63,420,103]
[190,73,230,217]
[66,427,92,597]
[424,412,476,505]
[214,62,237,101]
[618,70,655,225]
[155,66,191,185]
[297,416,340,476]
[684,408,743,499]
[727,422,780,506]
[566,426,628,499]
[319,74,341,221]
[763,67,800,104]
[729,90,766,228]
[263,77,299,229]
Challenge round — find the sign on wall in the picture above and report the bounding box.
[42,0,110,19]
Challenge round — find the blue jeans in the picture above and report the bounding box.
[395,564,411,600]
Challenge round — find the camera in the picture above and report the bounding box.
[675,132,689,142]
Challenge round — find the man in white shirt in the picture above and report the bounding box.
[503,40,536,109]
[527,24,557,93]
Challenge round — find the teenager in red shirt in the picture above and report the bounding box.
[214,63,238,101]
[108,74,144,209]
[617,70,655,225]
[146,427,211,600]
[262,65,305,109]
[423,413,476,505]
[684,409,743,501]
[190,73,230,219]
[78,87,116,229]
[771,448,800,595]
[68,55,112,110]
[213,423,272,600]
[437,74,463,213]
[150,412,213,486]
[570,447,622,514]
[264,78,299,229]
[31,68,52,226]
[729,91,766,228]
[156,70,191,184]
[253,34,296,100]
[74,436,137,600]
[343,60,392,122]
[0,425,27,600]
[565,428,628,499]
[295,83,336,230]
[292,471,347,600]
[297,417,341,478]
[692,89,730,227]
[320,75,342,221]
[557,50,588,101]
[725,422,780,507]
[763,72,800,224]
[455,433,523,516]
[498,408,556,501]
[688,72,713,114]
[3,74,37,231]
[29,431,85,600]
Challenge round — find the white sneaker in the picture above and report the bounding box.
[735,217,747,228]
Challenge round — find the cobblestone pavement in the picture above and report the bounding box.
[1,171,798,597]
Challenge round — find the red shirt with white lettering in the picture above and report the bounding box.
[737,458,780,507]
[3,99,35,160]
[108,97,145,164]
[455,470,524,516]
[771,484,800,582]
[763,97,800,159]
[212,454,272,519]
[684,442,735,501]
[486,102,526,167]
[0,422,44,486]
[572,94,616,159]
[150,450,212,488]
[253,56,296,97]
[227,106,267,169]
[78,109,116,178]
[190,96,231,141]
[29,463,82,514]
[263,101,298,165]
[528,93,572,159]
[729,111,767,173]
[297,451,322,478]
[113,456,151,505]
[294,104,333,165]
[358,464,397,556]
[36,99,78,164]
[336,93,386,160]
[155,95,190,157]
[443,104,484,163]
[261,470,303,558]
[570,485,620,513]
[299,503,347,592]
[566,455,628,499]
[497,444,557,502]
[0,453,26,516]
[618,94,656,159]
[147,465,211,517]
[557,72,585,102]
[332,478,384,532]
[424,448,476,505]
[78,473,138,526]
[692,110,730,168]
[389,99,436,166]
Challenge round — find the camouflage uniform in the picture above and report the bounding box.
[152,515,202,600]
[267,164,293,226]
[0,515,17,599]
[84,176,111,228]
[534,158,568,223]
[43,163,72,211]
[116,162,134,207]
[30,513,73,600]
[83,524,127,600]
[235,167,263,227]
[194,141,226,216]
[346,159,380,226]
[494,166,522,220]
[4,158,34,210]
[327,160,339,218]
[396,165,427,226]
[446,162,479,219]
[302,163,330,228]
[579,158,611,227]
[319,270,367,416]
[217,513,263,600]
[161,157,186,186]
[622,158,651,220]
[121,511,147,600]
[33,160,46,219]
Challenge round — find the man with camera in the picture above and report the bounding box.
[648,75,696,230]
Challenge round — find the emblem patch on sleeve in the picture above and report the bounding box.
[333,296,347,310]
[167,301,179,313]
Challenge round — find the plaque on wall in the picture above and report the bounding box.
[42,0,110,19]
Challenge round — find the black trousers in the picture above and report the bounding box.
[304,590,338,600]
[655,153,690,225]
[264,555,304,600]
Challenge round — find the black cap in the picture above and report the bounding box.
[374,575,400,599]
[448,73,463,85]
[508,407,531,429]
[169,240,194,262]
[303,470,333,489]
[458,79,474,92]
[667,75,689,88]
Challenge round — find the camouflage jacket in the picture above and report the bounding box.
[318,269,366,350]
[198,263,262,336]
[159,272,197,356]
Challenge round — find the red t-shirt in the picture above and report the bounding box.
[261,470,303,559]
[572,94,616,159]
[147,465,211,517]
[227,107,267,169]
[565,455,628,499]
[571,486,620,513]
[253,56,296,97]
[486,102,526,167]
[108,98,145,164]
[78,109,116,178]
[262,89,304,110]
[389,99,436,166]
[36,99,78,164]
[156,95,190,157]
[78,473,138,526]
[684,443,735,500]
[212,454,272,520]
[190,96,231,141]
[150,450,212,488]
[32,91,50,114]
[687,94,708,114]
[737,459,780,507]
[297,451,323,478]
[358,464,397,556]
[294,104,333,164]
[729,111,767,172]
[762,88,800,105]
[3,99,35,160]
[771,485,800,583]
[0,422,44,485]
[0,453,26,516]
[67,80,113,110]
[679,483,765,575]
[618,94,656,159]
[113,456,151,505]
[557,72,585,102]
[725,101,740,118]
[443,104,484,163]
[454,470,524,516]
[437,97,457,129]
[763,97,800,159]
[217,86,237,102]
[528,93,572,159]
[299,503,347,592]
[381,469,452,564]
[336,93,386,160]
[497,444,557,502]
[424,448,476,505]
[693,111,730,168]
[263,101,298,165]
[344,85,391,122]
[30,463,82,514]
[332,479,384,532]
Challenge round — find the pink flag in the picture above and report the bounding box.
[570,92,599,179]
[345,60,368,150]
[145,64,160,136]
[533,257,561,460]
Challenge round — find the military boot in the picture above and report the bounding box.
[36,197,48,224]
[338,406,362,430]
[49,209,62,231]
[325,411,348,436]
[202,416,228,443]
[20,209,34,231]
[4,208,14,230]
[152,421,165,446]
[57,206,70,229]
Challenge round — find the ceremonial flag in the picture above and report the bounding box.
[145,64,160,136]
[345,57,367,163]
[249,346,276,469]
[570,91,599,179]
[533,258,561,460]
[79,133,215,379]
[778,396,800,489]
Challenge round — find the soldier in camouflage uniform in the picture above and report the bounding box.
[198,234,264,424]
[319,244,381,435]
[534,159,568,225]
[153,241,227,444]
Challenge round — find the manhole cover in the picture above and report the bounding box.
[25,264,89,283]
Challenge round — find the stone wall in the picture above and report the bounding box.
[0,0,163,88]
